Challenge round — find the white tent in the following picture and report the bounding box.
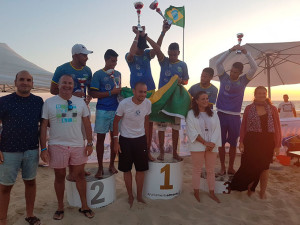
[0,43,53,92]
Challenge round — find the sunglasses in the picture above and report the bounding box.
[67,100,73,111]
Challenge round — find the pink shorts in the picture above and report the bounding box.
[48,145,88,169]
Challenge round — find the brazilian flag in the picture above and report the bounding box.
[120,76,191,123]
[164,6,185,28]
[149,75,191,123]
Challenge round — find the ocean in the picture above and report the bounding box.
[88,101,300,114]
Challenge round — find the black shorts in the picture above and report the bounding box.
[118,135,149,172]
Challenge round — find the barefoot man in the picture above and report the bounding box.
[113,82,151,207]
[90,49,121,178]
[154,21,189,161]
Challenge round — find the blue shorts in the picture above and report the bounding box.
[217,112,241,147]
[0,149,39,186]
[94,110,116,134]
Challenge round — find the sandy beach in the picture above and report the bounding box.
[5,153,300,225]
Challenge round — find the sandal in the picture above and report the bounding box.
[53,210,64,220]
[79,208,95,219]
[25,216,41,225]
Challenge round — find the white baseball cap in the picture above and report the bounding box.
[71,44,93,55]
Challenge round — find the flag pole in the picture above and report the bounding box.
[183,27,185,62]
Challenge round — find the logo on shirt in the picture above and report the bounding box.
[135,110,141,116]
[177,67,182,73]
[143,56,147,61]
[225,85,231,91]
[105,84,112,90]
[136,64,141,70]
[165,70,171,77]
[104,76,109,81]
[137,72,143,77]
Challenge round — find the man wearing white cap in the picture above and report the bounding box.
[50,44,93,99]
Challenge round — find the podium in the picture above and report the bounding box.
[143,155,183,199]
[66,168,116,208]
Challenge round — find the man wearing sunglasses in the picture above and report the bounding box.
[40,75,94,220]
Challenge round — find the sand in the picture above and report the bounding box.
[5,154,300,225]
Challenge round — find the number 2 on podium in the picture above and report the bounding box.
[160,164,173,190]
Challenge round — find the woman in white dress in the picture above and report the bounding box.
[186,91,222,203]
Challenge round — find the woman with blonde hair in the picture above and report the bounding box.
[230,86,281,199]
[186,91,222,203]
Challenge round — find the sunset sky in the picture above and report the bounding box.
[1,0,300,100]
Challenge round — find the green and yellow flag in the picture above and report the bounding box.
[164,6,185,28]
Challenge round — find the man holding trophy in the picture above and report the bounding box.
[90,49,121,178]
[154,20,189,161]
[125,2,165,161]
[215,38,258,176]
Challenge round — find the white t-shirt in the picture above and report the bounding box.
[42,95,89,146]
[278,101,295,118]
[116,97,151,138]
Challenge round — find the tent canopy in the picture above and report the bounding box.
[0,43,53,91]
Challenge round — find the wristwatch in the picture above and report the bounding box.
[87,142,93,147]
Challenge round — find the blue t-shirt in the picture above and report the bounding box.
[125,49,156,91]
[158,57,189,88]
[188,83,218,105]
[90,69,121,111]
[52,62,92,94]
[0,93,44,152]
[216,73,250,113]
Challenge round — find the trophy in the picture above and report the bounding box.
[236,33,244,54]
[134,2,144,31]
[106,69,120,88]
[149,0,172,25]
[77,78,87,98]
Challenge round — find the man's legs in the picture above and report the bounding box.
[24,179,36,218]
[109,131,117,174]
[157,130,165,160]
[123,171,134,207]
[0,184,13,225]
[54,168,66,212]
[70,164,94,217]
[172,129,182,161]
[228,147,237,174]
[136,171,145,203]
[95,133,106,178]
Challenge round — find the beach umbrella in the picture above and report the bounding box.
[209,41,300,99]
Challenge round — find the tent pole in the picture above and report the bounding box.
[266,54,271,99]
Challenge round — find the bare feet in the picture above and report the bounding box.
[148,153,155,162]
[227,168,236,175]
[247,183,254,197]
[128,196,134,208]
[109,165,118,174]
[137,196,146,204]
[193,189,200,202]
[218,168,226,176]
[259,192,267,199]
[157,153,164,161]
[173,153,183,161]
[209,191,221,203]
[94,167,103,179]
[85,170,91,176]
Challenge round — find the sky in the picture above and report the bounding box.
[1,0,300,100]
